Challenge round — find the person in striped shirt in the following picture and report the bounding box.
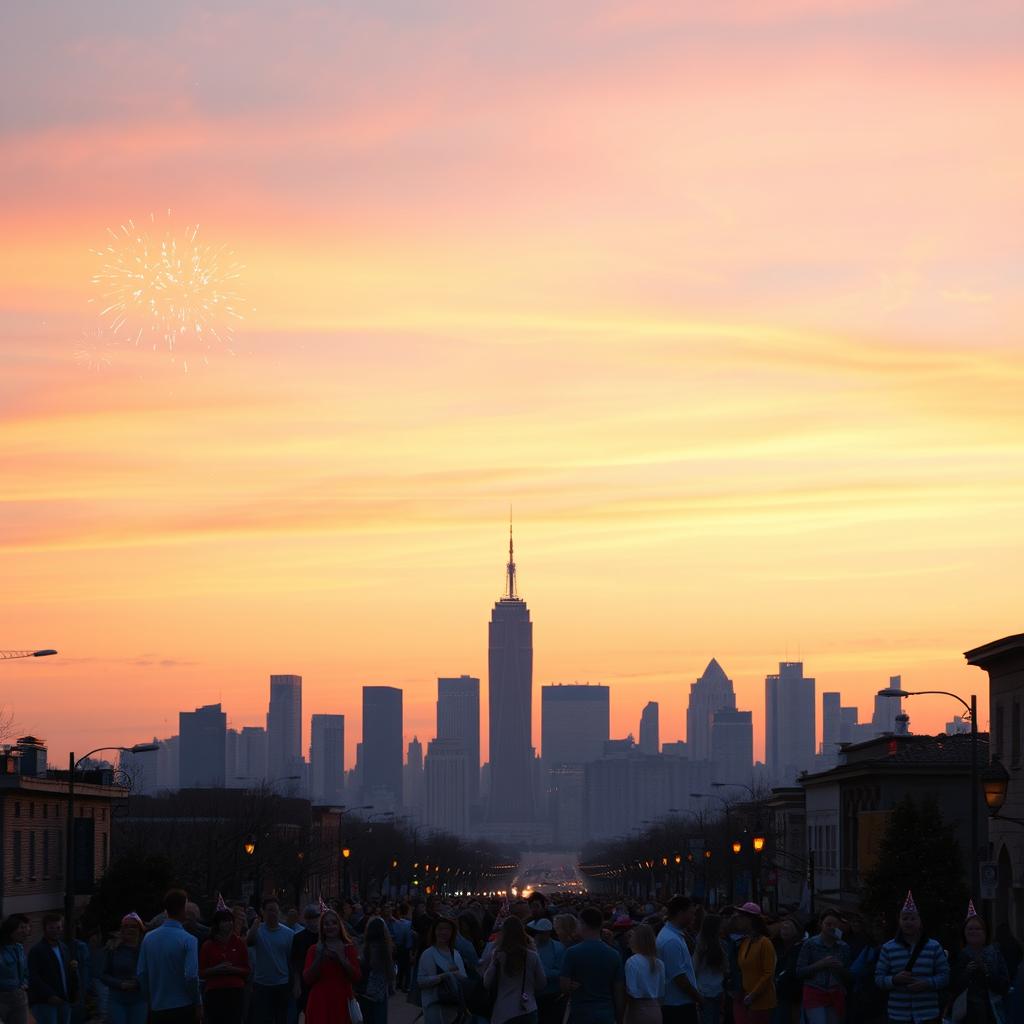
[875,893,949,1024]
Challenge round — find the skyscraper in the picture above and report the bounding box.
[686,659,736,762]
[488,527,534,824]
[235,726,268,784]
[765,661,816,783]
[639,702,660,754]
[267,675,302,779]
[436,675,480,804]
[362,686,403,809]
[310,714,345,805]
[423,738,469,834]
[710,708,754,789]
[541,685,610,772]
[404,737,424,814]
[179,703,227,788]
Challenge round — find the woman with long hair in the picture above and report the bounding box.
[457,913,484,980]
[949,912,1009,1024]
[693,914,728,1024]
[875,894,948,1024]
[359,916,395,1024]
[418,917,468,1024]
[623,923,664,1024]
[772,918,803,1024]
[0,914,30,1024]
[304,909,362,1024]
[199,909,250,1024]
[482,917,547,1024]
[733,903,777,1024]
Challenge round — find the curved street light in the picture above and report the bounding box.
[1,649,58,660]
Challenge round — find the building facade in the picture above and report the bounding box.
[639,702,659,755]
[488,530,534,824]
[710,708,754,790]
[541,684,610,772]
[179,703,227,788]
[686,659,736,763]
[423,738,469,835]
[436,676,480,805]
[310,714,345,805]
[362,686,403,809]
[766,662,816,785]
[267,675,302,780]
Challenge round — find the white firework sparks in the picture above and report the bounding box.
[73,328,116,372]
[91,210,245,372]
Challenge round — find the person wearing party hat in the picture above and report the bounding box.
[101,915,148,1024]
[875,891,948,1023]
[947,899,1009,1023]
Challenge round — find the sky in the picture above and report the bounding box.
[2,0,1022,767]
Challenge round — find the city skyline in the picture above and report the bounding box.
[3,1,1017,766]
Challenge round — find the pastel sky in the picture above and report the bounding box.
[2,0,1022,767]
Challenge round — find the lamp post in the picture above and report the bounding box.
[342,847,352,899]
[65,743,158,941]
[693,792,735,903]
[878,685,979,900]
[330,805,371,900]
[0,649,58,661]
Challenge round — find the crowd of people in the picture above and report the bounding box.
[1,886,1023,1024]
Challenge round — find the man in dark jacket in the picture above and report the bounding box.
[28,913,77,1024]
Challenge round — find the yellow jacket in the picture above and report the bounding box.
[737,935,777,1011]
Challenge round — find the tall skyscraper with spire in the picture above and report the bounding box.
[488,524,534,824]
[686,659,736,762]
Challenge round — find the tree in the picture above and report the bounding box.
[861,794,969,949]
[84,853,176,933]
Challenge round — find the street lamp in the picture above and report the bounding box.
[0,649,58,660]
[978,757,1024,828]
[342,847,352,899]
[732,840,743,855]
[244,835,257,857]
[878,684,980,899]
[65,742,158,941]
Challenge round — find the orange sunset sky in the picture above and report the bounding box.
[2,1,1022,767]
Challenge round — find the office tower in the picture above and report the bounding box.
[686,659,737,762]
[541,685,610,772]
[362,686,403,809]
[423,738,469,834]
[436,675,480,804]
[310,714,345,805]
[871,679,903,733]
[765,662,816,784]
[710,708,754,789]
[821,692,843,763]
[120,741,161,796]
[235,726,268,783]
[179,704,227,788]
[946,715,971,735]
[639,702,659,755]
[267,675,302,779]
[549,765,586,848]
[404,737,424,814]
[488,527,534,823]
[156,736,179,791]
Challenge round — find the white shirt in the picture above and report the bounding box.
[625,954,666,1000]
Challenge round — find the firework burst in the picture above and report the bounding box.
[91,210,245,372]
[73,328,117,372]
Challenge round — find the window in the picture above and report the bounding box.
[56,831,63,880]
[12,832,22,879]
[28,803,34,819]
[99,808,106,822]
[43,831,50,878]
[42,804,47,819]
[996,704,1006,759]
[102,831,109,871]
[13,802,20,819]
[1014,701,1021,767]
[28,832,36,880]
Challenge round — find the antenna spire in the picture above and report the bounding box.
[505,512,517,599]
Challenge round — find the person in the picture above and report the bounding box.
[624,923,665,1024]
[136,889,201,1024]
[303,909,361,1024]
[848,916,886,1024]
[200,908,250,1024]
[358,916,395,1024]
[417,917,467,1024]
[0,914,30,1024]
[290,905,321,1017]
[102,914,148,1024]
[995,924,1022,984]
[875,892,949,1024]
[247,898,295,1024]
[528,918,566,1024]
[483,916,548,1024]
[285,909,300,932]
[796,910,851,1024]
[28,913,78,1024]
[556,915,581,950]
[692,915,728,1024]
[529,895,552,926]
[949,909,1009,1024]
[560,906,625,1024]
[771,919,803,1024]
[456,913,483,981]
[657,897,703,1024]
[733,903,776,1024]
[391,903,414,991]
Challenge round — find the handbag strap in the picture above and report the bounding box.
[904,936,928,973]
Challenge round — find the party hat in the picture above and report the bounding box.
[966,899,979,920]
[215,892,228,911]
[902,890,918,913]
[319,895,330,914]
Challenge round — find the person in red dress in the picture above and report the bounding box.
[303,910,361,1024]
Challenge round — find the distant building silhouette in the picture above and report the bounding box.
[404,737,424,814]
[179,703,226,788]
[711,708,754,789]
[766,662,816,784]
[437,675,480,805]
[267,675,302,780]
[233,726,268,786]
[488,527,534,824]
[687,659,736,761]
[362,686,403,809]
[541,684,610,773]
[639,702,659,755]
[424,738,469,834]
[310,714,345,804]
